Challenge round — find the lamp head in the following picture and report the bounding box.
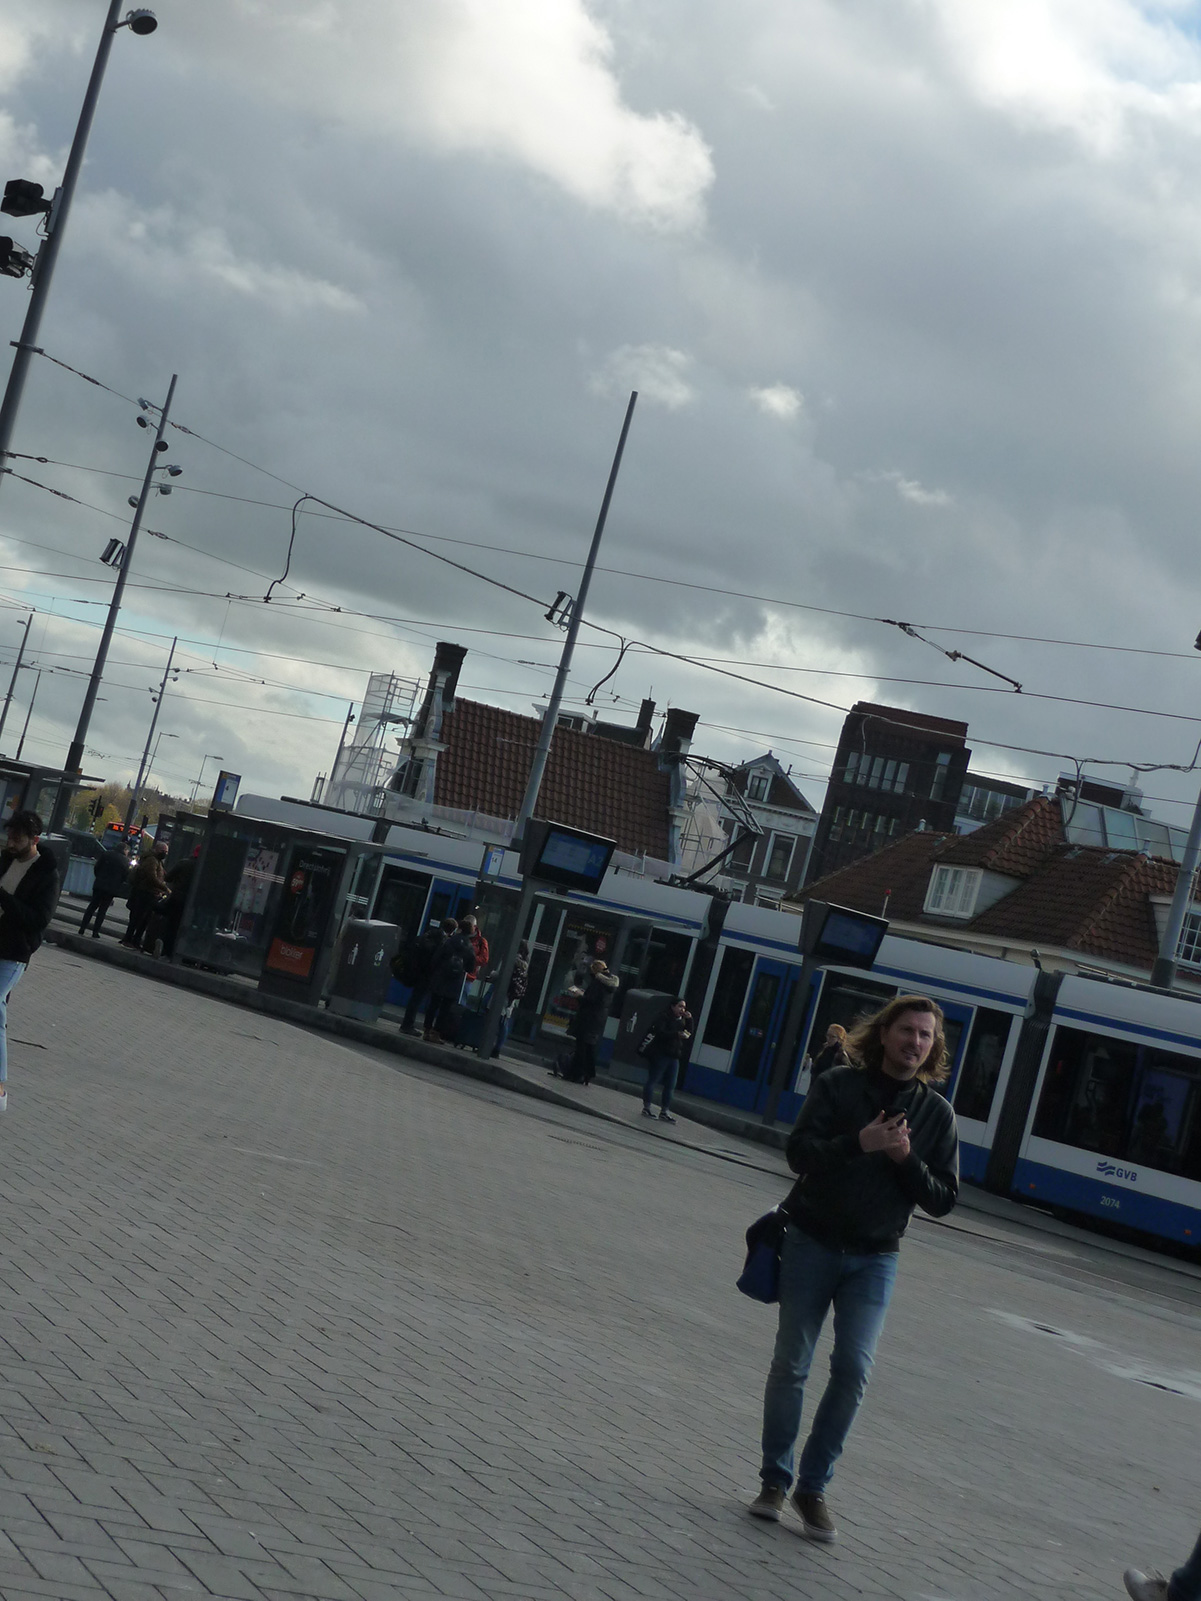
[124,10,158,35]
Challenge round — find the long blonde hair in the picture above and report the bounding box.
[845,995,949,1085]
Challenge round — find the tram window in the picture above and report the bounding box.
[373,867,432,942]
[804,974,896,1061]
[702,947,755,1049]
[1030,1026,1201,1175]
[642,930,691,995]
[953,1008,1013,1122]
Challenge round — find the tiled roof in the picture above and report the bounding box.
[937,795,1064,876]
[799,831,947,920]
[790,801,1181,972]
[433,698,672,858]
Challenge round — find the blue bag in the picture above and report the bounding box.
[736,1207,787,1304]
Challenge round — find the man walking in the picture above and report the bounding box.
[0,810,60,1112]
[748,994,959,1541]
[641,997,692,1124]
[79,840,129,940]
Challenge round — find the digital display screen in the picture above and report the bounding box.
[821,910,884,959]
[540,832,611,880]
[525,822,616,893]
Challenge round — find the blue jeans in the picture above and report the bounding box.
[0,960,27,1084]
[1170,1528,1201,1601]
[643,1052,678,1112]
[760,1224,898,1493]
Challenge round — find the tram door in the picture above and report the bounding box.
[729,959,798,1113]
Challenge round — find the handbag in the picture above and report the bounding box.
[736,1207,787,1303]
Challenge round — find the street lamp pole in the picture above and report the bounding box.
[14,667,42,762]
[0,611,34,748]
[0,3,158,479]
[49,372,177,832]
[122,635,177,837]
[190,753,223,805]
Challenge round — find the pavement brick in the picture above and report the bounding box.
[0,946,1198,1600]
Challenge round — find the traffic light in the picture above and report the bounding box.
[0,180,50,218]
[0,237,34,279]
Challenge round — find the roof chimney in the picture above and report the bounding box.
[660,708,698,761]
[636,698,655,743]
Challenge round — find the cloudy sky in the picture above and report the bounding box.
[3,0,1201,829]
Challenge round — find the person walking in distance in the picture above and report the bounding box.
[748,994,959,1542]
[79,840,129,940]
[0,810,60,1112]
[808,1023,850,1085]
[123,841,167,949]
[1125,1528,1201,1601]
[641,997,692,1124]
[559,959,619,1085]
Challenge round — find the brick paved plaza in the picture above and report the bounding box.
[0,945,1197,1601]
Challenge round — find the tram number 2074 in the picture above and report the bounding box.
[1099,1195,1122,1209]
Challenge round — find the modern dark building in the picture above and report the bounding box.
[804,701,971,884]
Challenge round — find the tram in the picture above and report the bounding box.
[225,794,1201,1251]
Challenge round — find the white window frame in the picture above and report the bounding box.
[747,770,771,803]
[924,864,982,919]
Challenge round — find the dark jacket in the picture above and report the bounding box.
[809,1042,851,1082]
[428,931,477,999]
[91,848,131,898]
[128,852,167,904]
[398,927,444,989]
[649,1008,692,1060]
[782,1063,959,1254]
[571,973,620,1044]
[0,843,60,963]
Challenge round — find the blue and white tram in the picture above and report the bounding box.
[1009,976,1201,1246]
[685,901,1031,1179]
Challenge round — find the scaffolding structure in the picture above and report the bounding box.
[322,673,419,813]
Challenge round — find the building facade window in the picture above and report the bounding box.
[1179,910,1201,967]
[730,832,756,871]
[747,771,770,802]
[765,833,795,881]
[930,751,952,801]
[924,864,981,919]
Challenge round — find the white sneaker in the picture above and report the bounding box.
[1125,1570,1170,1601]
[0,1089,9,1113]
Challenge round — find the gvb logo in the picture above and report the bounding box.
[1096,1160,1138,1182]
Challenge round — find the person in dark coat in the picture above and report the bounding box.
[123,842,167,949]
[423,919,477,1044]
[641,997,692,1123]
[808,1024,851,1085]
[153,846,199,959]
[399,921,446,1035]
[79,842,129,939]
[0,809,60,1113]
[557,959,620,1085]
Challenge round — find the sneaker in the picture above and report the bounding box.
[1124,1571,1170,1601]
[792,1490,837,1543]
[0,1089,9,1113]
[641,1106,656,1119]
[748,1485,786,1521]
[658,1111,677,1124]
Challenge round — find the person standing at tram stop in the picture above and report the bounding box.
[122,840,167,950]
[807,1023,850,1085]
[748,994,959,1544]
[0,810,60,1114]
[561,959,620,1085]
[641,997,692,1125]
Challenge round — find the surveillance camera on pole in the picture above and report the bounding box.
[0,1,157,483]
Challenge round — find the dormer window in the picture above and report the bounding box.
[924,864,981,919]
[747,770,771,803]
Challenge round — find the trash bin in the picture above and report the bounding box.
[612,988,673,1067]
[328,920,400,1022]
